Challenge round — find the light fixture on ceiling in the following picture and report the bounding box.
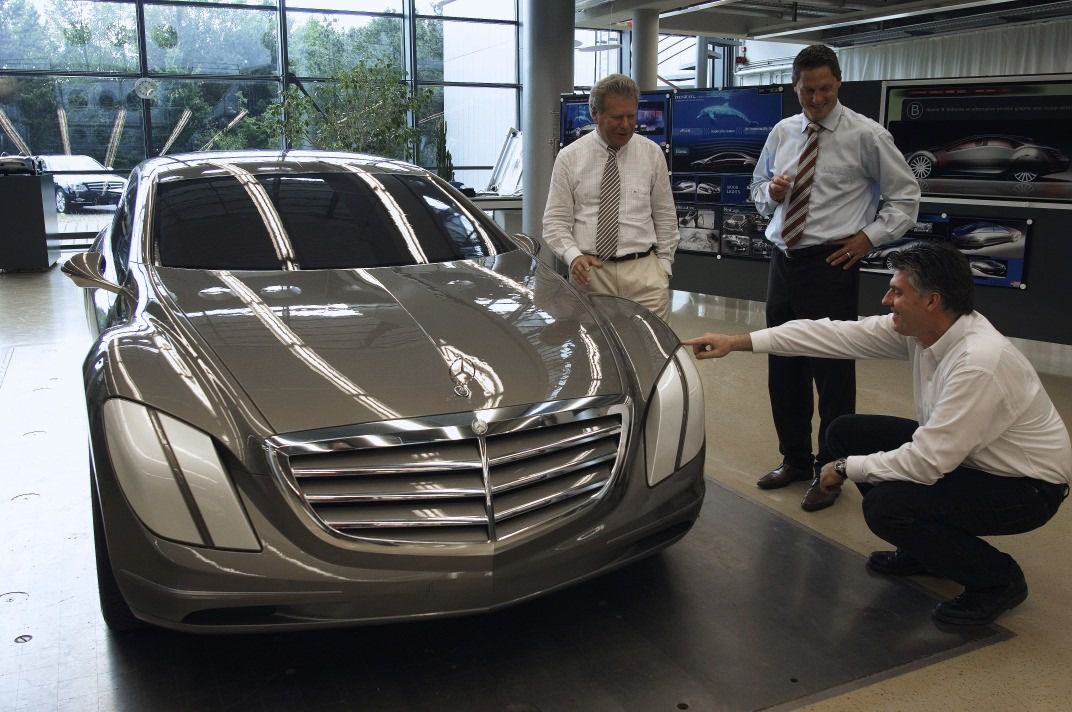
[660,0,745,20]
[752,0,1019,39]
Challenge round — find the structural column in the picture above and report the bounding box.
[521,0,574,267]
[694,36,710,89]
[631,9,659,91]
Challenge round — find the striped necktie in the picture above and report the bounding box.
[594,144,621,260]
[781,121,821,248]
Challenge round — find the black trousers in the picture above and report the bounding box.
[766,246,860,471]
[825,414,1068,589]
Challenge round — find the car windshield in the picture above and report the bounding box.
[153,171,514,270]
[41,155,106,171]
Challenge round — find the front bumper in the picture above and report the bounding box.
[94,434,704,633]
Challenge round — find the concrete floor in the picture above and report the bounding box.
[2,264,1070,710]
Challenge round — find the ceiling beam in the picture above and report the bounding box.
[750,0,1025,39]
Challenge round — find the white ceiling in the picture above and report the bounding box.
[574,0,1072,47]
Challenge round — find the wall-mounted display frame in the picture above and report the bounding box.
[860,212,1029,289]
[882,76,1072,204]
[670,86,782,205]
[558,91,672,152]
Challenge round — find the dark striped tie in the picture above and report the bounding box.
[594,145,621,260]
[781,121,821,248]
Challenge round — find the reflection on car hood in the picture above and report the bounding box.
[155,252,624,433]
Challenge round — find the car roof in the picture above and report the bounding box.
[136,150,426,183]
[946,134,1034,145]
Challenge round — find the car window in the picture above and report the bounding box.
[40,155,106,171]
[153,172,514,270]
[111,177,138,281]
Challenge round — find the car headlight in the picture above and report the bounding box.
[645,348,705,486]
[72,182,88,193]
[102,399,260,551]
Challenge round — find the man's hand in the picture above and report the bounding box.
[826,230,873,270]
[681,333,751,359]
[570,255,604,285]
[818,461,845,493]
[768,174,792,202]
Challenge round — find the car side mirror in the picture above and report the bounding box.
[61,252,131,298]
[512,232,541,256]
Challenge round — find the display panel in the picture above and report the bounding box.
[883,77,1072,204]
[558,92,671,151]
[670,86,782,205]
[860,213,1029,289]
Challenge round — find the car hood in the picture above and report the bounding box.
[53,172,124,187]
[153,252,624,434]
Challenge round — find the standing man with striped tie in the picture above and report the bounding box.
[749,44,920,512]
[543,74,679,321]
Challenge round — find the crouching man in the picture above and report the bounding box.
[683,241,1070,625]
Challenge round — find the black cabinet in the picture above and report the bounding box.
[0,175,60,271]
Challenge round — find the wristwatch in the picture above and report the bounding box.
[833,458,848,480]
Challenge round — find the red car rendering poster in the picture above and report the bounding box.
[882,76,1072,203]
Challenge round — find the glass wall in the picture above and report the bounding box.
[0,0,522,233]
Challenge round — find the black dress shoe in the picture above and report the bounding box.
[800,477,839,511]
[933,571,1028,625]
[867,550,929,576]
[757,462,812,490]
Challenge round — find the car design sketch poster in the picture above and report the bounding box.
[860,213,1028,289]
[558,92,672,152]
[677,205,721,255]
[720,206,772,260]
[883,77,1072,203]
[670,86,782,205]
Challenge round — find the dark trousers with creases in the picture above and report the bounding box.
[766,247,859,472]
[825,414,1068,589]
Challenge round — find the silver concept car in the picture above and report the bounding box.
[63,151,706,633]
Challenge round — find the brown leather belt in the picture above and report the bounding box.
[602,246,655,262]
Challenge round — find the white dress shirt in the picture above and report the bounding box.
[750,312,1072,486]
[750,102,921,251]
[543,130,679,275]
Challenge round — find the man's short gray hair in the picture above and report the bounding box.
[590,74,639,115]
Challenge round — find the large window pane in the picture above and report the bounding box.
[574,30,621,88]
[0,75,140,234]
[145,4,277,75]
[417,19,515,83]
[149,79,281,155]
[287,12,403,77]
[155,0,274,5]
[415,0,515,21]
[0,76,143,168]
[286,1,403,11]
[418,85,515,173]
[0,0,138,72]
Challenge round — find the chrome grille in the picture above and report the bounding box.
[84,180,124,193]
[270,402,627,545]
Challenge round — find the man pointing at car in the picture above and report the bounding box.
[683,241,1070,626]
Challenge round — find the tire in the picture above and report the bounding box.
[1012,170,1038,183]
[884,253,900,270]
[55,188,68,214]
[91,477,145,633]
[908,154,933,180]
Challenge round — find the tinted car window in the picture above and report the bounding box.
[154,172,512,269]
